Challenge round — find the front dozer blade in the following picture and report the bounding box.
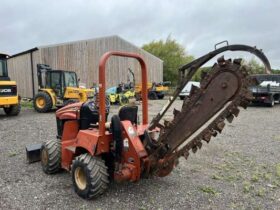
[25,143,42,163]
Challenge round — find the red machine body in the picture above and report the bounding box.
[56,52,150,182]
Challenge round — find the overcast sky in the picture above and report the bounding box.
[0,0,279,68]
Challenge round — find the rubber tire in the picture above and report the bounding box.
[269,99,275,107]
[135,93,141,101]
[105,95,111,110]
[157,94,164,99]
[119,95,129,105]
[34,92,53,113]
[4,104,21,116]
[41,140,61,174]
[71,154,109,199]
[148,92,158,100]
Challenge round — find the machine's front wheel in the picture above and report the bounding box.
[34,92,53,113]
[71,154,109,199]
[4,104,21,116]
[148,91,158,100]
[41,140,61,174]
[135,93,141,101]
[268,98,275,107]
[157,94,164,99]
[119,95,129,105]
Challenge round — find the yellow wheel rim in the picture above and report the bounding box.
[41,149,48,166]
[36,97,46,109]
[75,167,87,190]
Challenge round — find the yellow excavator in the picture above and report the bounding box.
[34,64,94,112]
[127,68,170,100]
[135,81,171,100]
[0,53,21,116]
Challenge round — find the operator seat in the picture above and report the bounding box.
[79,100,109,130]
[111,101,138,162]
[118,104,138,125]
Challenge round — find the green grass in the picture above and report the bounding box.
[21,100,33,108]
[8,151,17,157]
[210,151,280,199]
[251,174,260,182]
[211,174,222,180]
[199,186,219,195]
[256,187,265,197]
[243,181,253,193]
[275,164,280,177]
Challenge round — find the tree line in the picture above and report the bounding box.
[142,37,279,84]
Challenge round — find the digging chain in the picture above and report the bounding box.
[149,57,257,176]
[174,58,253,160]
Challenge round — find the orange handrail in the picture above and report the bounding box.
[98,51,148,136]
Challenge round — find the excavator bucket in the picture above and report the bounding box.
[25,143,42,163]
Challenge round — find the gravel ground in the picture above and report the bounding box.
[1,100,280,210]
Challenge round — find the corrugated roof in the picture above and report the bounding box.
[38,35,118,49]
[9,48,38,58]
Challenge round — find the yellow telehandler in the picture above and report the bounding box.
[0,53,21,116]
[34,64,94,112]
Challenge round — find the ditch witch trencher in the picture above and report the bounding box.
[26,44,271,199]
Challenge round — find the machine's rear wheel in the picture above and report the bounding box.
[157,94,164,99]
[119,95,129,105]
[71,154,109,199]
[148,91,158,100]
[41,140,61,174]
[34,92,53,113]
[4,104,21,116]
[135,93,141,101]
[268,98,275,107]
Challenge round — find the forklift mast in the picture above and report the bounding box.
[37,64,52,89]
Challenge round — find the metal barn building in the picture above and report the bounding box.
[7,35,163,98]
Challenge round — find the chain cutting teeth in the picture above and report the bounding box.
[183,151,189,160]
[226,114,234,123]
[173,109,181,117]
[230,107,240,117]
[202,132,212,143]
[155,59,254,168]
[214,120,226,133]
[192,146,198,153]
[195,140,203,149]
[233,58,242,65]
[239,100,250,109]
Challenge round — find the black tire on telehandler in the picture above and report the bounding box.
[157,94,164,99]
[41,140,61,174]
[148,91,158,100]
[4,104,21,116]
[71,154,109,199]
[34,92,53,113]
